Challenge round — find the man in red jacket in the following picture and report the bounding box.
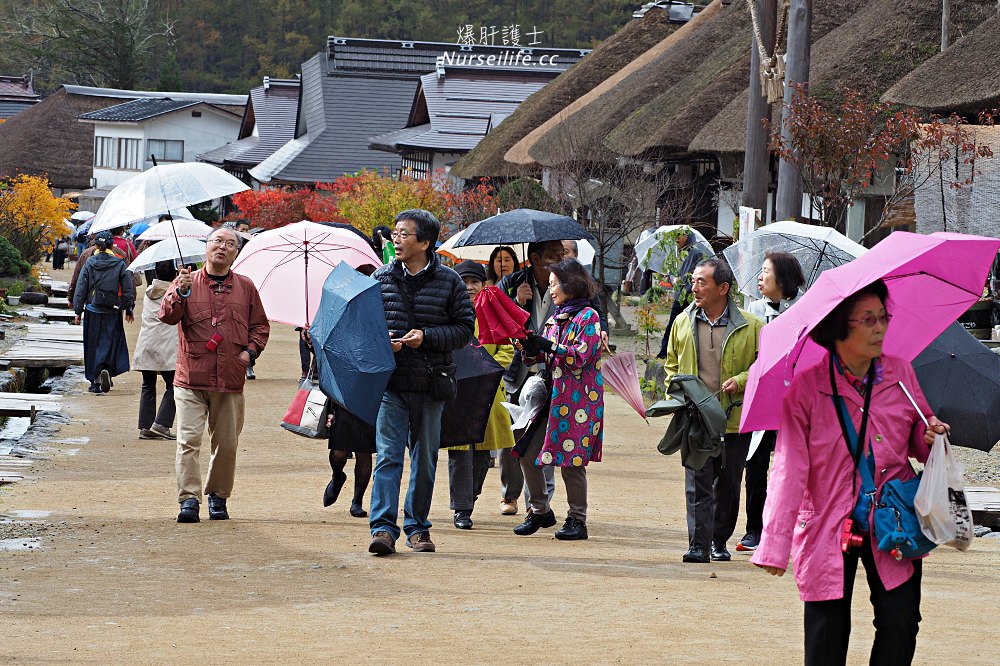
[159,227,269,523]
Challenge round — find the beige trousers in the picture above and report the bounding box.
[175,388,245,503]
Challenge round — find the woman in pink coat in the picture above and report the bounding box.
[751,280,948,665]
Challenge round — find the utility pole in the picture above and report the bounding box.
[742,0,777,216]
[941,0,951,51]
[774,0,812,222]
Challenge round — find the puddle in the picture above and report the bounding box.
[0,537,42,551]
[7,510,51,520]
[0,417,31,441]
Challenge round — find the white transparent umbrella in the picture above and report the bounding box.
[128,237,207,273]
[70,210,96,221]
[90,163,248,235]
[635,225,714,274]
[722,221,867,299]
[137,218,213,241]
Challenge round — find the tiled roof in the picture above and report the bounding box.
[0,75,39,102]
[79,98,199,122]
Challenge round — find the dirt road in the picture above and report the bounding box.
[1,269,999,664]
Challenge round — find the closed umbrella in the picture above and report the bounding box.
[451,208,596,247]
[309,262,396,426]
[473,285,530,344]
[913,322,1000,451]
[440,342,505,447]
[232,221,382,327]
[601,351,646,422]
[723,221,867,299]
[127,237,207,273]
[741,231,1000,432]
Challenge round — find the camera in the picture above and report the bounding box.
[840,518,864,553]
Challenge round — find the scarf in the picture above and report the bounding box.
[834,355,884,396]
[554,298,590,320]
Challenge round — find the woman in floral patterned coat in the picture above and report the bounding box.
[512,258,603,541]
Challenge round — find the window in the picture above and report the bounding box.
[147,139,184,163]
[118,138,142,170]
[94,136,116,168]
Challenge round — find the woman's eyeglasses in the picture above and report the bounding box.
[847,313,892,328]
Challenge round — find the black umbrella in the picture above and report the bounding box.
[912,322,1000,451]
[451,208,596,248]
[440,342,505,447]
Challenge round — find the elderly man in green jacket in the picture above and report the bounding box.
[663,257,762,564]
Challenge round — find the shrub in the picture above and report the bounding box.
[0,235,30,277]
[0,174,76,264]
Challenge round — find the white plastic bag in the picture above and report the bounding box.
[914,433,973,551]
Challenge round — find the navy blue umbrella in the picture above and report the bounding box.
[310,262,396,426]
[913,322,1000,451]
[451,208,596,247]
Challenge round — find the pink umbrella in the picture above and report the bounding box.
[602,351,647,423]
[232,221,382,327]
[741,231,1000,432]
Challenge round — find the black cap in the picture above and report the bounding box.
[93,230,114,249]
[454,260,487,282]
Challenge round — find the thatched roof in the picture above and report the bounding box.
[689,0,995,155]
[0,87,128,190]
[450,9,681,179]
[883,14,1000,114]
[508,0,726,167]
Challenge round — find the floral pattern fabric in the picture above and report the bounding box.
[537,307,604,467]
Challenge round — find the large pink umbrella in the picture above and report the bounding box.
[741,231,1000,432]
[232,221,382,327]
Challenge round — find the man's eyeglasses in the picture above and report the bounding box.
[207,238,238,249]
[390,230,415,240]
[847,313,892,328]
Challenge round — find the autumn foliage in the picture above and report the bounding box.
[231,169,500,240]
[0,174,76,265]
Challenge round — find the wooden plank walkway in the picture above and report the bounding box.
[966,486,1000,528]
[0,392,63,418]
[0,323,83,368]
[38,278,69,297]
[25,307,76,323]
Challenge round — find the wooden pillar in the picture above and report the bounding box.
[942,0,951,51]
[742,0,777,216]
[775,0,812,222]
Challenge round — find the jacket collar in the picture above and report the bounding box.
[815,352,906,402]
[389,252,440,279]
[686,297,748,337]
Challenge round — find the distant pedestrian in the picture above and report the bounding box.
[159,228,270,524]
[73,231,135,394]
[657,228,708,359]
[367,209,474,555]
[132,260,179,440]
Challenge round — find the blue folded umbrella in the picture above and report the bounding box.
[310,262,396,426]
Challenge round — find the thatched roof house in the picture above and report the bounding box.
[689,0,995,155]
[883,13,1000,115]
[450,9,680,179]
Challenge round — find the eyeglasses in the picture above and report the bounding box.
[207,238,238,249]
[390,230,414,240]
[847,313,893,328]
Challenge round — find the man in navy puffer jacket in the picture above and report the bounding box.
[367,209,474,556]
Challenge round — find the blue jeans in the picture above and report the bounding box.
[370,390,444,541]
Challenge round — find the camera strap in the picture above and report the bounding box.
[829,355,877,497]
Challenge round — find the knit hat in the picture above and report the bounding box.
[93,230,114,250]
[454,260,487,282]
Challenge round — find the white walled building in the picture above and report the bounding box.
[79,98,243,189]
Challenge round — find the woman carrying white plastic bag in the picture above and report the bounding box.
[914,433,974,551]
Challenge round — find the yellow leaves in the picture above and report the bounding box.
[0,174,76,264]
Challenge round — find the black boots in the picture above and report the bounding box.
[207,493,229,520]
[513,509,556,535]
[177,498,199,523]
[554,516,588,540]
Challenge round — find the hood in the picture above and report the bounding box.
[89,251,124,272]
[145,278,171,301]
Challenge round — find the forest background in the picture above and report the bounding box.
[0,0,691,95]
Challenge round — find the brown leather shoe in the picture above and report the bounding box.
[405,530,436,552]
[500,499,518,515]
[368,531,395,556]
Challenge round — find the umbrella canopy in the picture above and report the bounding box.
[635,225,714,274]
[61,219,76,234]
[71,210,96,221]
[723,221,868,299]
[440,342,505,447]
[473,285,530,343]
[90,164,247,234]
[451,208,596,247]
[138,218,213,241]
[741,231,1000,432]
[73,216,95,241]
[913,322,1000,452]
[128,237,207,273]
[438,226,595,265]
[310,262,396,426]
[232,221,382,327]
[601,351,646,422]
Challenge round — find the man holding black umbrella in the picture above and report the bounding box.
[367,209,474,555]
